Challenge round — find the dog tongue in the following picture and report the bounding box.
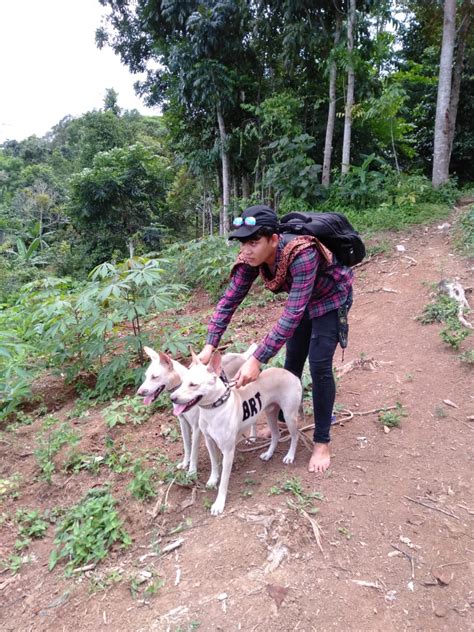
[173,402,189,416]
[143,395,154,406]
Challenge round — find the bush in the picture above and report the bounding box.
[162,235,238,299]
[49,488,131,575]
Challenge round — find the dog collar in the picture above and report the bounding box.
[199,386,231,409]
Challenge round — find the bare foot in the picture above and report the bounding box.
[308,443,331,473]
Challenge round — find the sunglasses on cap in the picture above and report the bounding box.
[233,216,256,226]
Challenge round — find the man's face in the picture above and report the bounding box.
[239,234,279,267]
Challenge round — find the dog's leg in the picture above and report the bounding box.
[188,422,201,474]
[203,433,221,489]
[259,406,280,461]
[176,416,191,470]
[280,402,299,464]
[211,446,235,515]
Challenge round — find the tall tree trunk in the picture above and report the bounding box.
[432,0,457,188]
[341,0,356,176]
[241,174,250,200]
[322,16,342,188]
[448,2,472,160]
[217,103,230,235]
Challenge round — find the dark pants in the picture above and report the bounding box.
[283,308,340,444]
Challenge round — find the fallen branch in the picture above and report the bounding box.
[390,544,415,579]
[287,500,324,553]
[403,496,460,520]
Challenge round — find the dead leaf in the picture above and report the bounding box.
[266,584,288,608]
[443,399,459,409]
[432,567,452,586]
[180,488,196,510]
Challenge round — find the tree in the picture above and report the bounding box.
[341,0,356,176]
[322,15,343,187]
[68,143,172,262]
[432,0,457,187]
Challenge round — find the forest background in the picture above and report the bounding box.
[0,0,473,419]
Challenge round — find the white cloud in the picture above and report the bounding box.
[0,0,158,143]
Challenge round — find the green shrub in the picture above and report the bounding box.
[162,236,238,299]
[49,488,131,575]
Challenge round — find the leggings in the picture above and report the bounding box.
[283,308,340,444]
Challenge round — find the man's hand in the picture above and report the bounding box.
[235,356,262,388]
[197,344,215,365]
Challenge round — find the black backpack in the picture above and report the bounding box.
[279,211,366,266]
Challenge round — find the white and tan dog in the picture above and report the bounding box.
[170,350,302,515]
[137,345,257,474]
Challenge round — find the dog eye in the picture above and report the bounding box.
[189,383,197,388]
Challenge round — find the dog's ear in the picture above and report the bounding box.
[189,346,200,365]
[208,350,222,375]
[158,351,173,368]
[143,346,159,361]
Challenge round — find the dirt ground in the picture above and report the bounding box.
[1,204,473,632]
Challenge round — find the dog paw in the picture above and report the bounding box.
[206,478,218,489]
[259,450,273,461]
[176,460,189,470]
[210,499,225,515]
[283,454,295,464]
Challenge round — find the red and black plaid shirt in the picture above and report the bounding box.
[206,238,354,363]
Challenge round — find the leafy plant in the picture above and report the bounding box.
[16,509,49,539]
[103,437,132,473]
[270,476,323,513]
[453,206,474,258]
[103,396,152,429]
[378,402,406,428]
[2,554,28,574]
[49,487,131,574]
[127,460,156,501]
[440,322,470,350]
[420,292,471,351]
[459,349,474,365]
[34,417,80,482]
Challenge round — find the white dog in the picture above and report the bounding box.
[170,350,302,515]
[137,345,257,474]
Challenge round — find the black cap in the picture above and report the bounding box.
[229,205,279,240]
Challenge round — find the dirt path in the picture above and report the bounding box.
[1,206,473,632]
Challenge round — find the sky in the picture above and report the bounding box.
[0,0,158,143]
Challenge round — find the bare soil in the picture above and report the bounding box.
[1,205,473,632]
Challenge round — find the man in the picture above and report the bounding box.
[198,204,353,473]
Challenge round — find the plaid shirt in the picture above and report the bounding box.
[206,238,354,363]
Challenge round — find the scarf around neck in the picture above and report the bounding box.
[232,235,332,292]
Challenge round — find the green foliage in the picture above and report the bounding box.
[0,473,22,499]
[269,476,322,513]
[68,143,173,261]
[127,460,157,501]
[454,206,474,258]
[419,294,460,324]
[16,509,49,539]
[103,396,153,429]
[378,402,407,428]
[420,293,471,351]
[163,236,238,299]
[440,323,470,351]
[103,438,132,474]
[459,349,474,366]
[49,488,131,575]
[34,417,80,482]
[2,554,27,575]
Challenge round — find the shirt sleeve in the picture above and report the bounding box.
[206,263,259,348]
[254,248,320,363]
